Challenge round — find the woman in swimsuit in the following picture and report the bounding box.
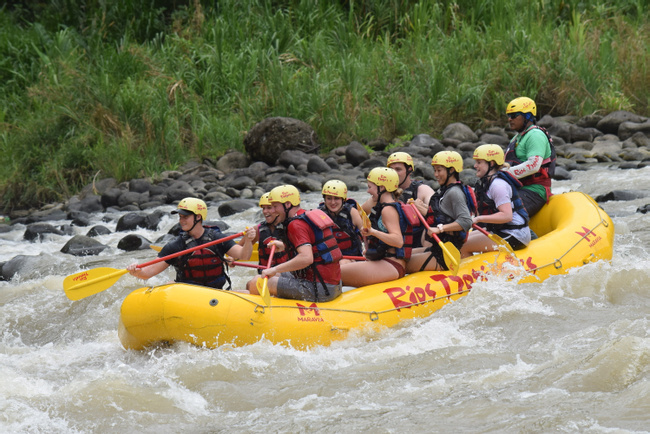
[341,167,407,287]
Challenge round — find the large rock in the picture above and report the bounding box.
[307,155,331,173]
[115,213,148,232]
[60,235,109,256]
[595,190,649,203]
[216,150,250,175]
[618,119,650,141]
[66,195,104,214]
[596,111,647,135]
[129,178,152,193]
[442,122,478,142]
[345,141,370,166]
[24,223,64,241]
[217,199,257,217]
[244,117,320,165]
[86,225,112,237]
[117,234,153,251]
[277,149,311,168]
[1,255,43,281]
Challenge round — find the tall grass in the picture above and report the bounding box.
[0,0,648,211]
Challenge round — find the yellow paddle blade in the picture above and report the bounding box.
[149,244,162,252]
[489,234,515,254]
[357,203,371,230]
[63,267,128,301]
[256,277,271,306]
[440,241,461,275]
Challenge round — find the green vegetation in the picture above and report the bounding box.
[1,0,648,211]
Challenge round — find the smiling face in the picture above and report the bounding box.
[261,204,278,225]
[433,165,450,186]
[367,181,379,200]
[323,195,344,214]
[474,159,490,178]
[178,213,197,232]
[271,201,289,221]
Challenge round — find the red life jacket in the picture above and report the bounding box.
[178,229,230,289]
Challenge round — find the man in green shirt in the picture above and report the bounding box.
[503,96,555,218]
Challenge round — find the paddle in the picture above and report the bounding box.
[409,202,461,275]
[64,231,245,301]
[256,244,275,306]
[342,255,366,261]
[152,241,260,261]
[357,202,371,230]
[231,261,264,269]
[472,224,515,254]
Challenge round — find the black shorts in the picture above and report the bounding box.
[518,188,546,218]
[277,272,342,302]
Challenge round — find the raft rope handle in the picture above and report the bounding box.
[524,192,609,274]
[217,288,472,319]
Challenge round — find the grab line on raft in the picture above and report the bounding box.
[524,215,609,274]
[217,288,472,320]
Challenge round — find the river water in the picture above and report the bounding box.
[1,166,649,433]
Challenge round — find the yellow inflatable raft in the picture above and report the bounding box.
[119,191,614,350]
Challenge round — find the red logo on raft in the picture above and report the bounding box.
[384,256,538,310]
[297,303,324,322]
[576,226,602,248]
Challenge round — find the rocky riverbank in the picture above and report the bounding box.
[1,110,650,280]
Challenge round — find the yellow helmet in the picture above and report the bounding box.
[367,167,399,192]
[431,151,464,173]
[506,97,537,116]
[173,197,208,220]
[387,152,414,171]
[322,180,348,199]
[473,144,505,165]
[269,184,301,206]
[259,192,272,207]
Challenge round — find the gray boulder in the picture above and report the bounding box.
[596,111,647,135]
[595,190,649,202]
[618,119,650,141]
[218,199,257,217]
[67,195,104,214]
[307,155,331,173]
[117,234,153,251]
[129,178,152,193]
[345,142,370,166]
[244,117,320,165]
[1,255,43,281]
[24,223,64,241]
[115,213,148,232]
[86,225,112,237]
[60,235,109,256]
[442,123,478,142]
[216,150,250,175]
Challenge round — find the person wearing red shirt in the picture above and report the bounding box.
[249,184,342,302]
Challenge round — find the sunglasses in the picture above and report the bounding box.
[507,112,521,120]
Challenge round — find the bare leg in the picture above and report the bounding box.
[460,232,496,258]
[341,259,402,287]
[405,252,440,273]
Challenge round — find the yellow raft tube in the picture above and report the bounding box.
[119,191,614,350]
